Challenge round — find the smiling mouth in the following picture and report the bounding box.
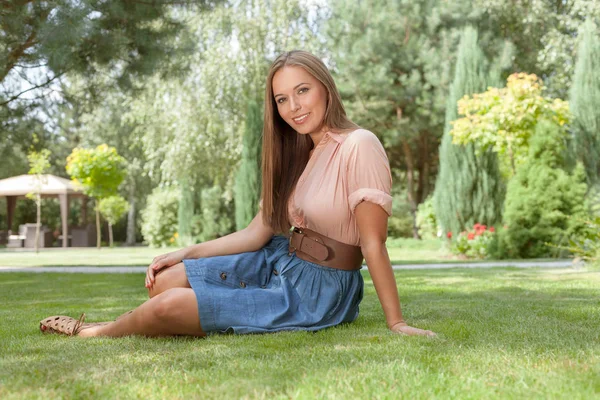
[292,113,310,124]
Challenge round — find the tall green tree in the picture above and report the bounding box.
[66,144,126,248]
[569,19,600,185]
[433,26,505,237]
[234,101,263,230]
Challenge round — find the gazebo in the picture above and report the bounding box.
[0,174,88,247]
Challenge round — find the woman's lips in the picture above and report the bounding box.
[292,112,310,125]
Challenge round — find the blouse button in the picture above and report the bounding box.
[273,269,279,276]
[220,272,227,280]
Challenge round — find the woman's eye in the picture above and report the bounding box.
[277,98,286,104]
[298,87,308,94]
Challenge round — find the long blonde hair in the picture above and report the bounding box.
[261,50,359,234]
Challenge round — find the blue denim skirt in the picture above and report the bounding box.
[183,235,364,334]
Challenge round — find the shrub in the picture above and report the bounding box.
[416,196,438,239]
[195,185,234,243]
[450,223,496,259]
[490,120,590,259]
[141,186,179,247]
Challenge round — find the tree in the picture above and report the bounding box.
[450,73,571,177]
[433,26,505,237]
[97,196,130,248]
[569,19,600,185]
[234,101,263,231]
[66,144,126,248]
[0,1,220,106]
[26,147,51,253]
[324,0,509,238]
[490,121,589,259]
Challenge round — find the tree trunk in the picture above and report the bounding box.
[95,204,101,249]
[126,182,136,246]
[401,138,422,239]
[34,194,41,254]
[108,222,114,248]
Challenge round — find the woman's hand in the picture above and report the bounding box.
[390,321,436,337]
[145,248,189,288]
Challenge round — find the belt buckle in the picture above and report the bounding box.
[289,227,303,255]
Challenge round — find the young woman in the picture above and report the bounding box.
[40,51,435,338]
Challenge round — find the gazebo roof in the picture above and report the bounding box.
[0,174,85,197]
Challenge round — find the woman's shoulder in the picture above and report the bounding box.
[339,128,383,149]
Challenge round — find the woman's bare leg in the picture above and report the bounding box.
[148,262,191,298]
[78,288,205,337]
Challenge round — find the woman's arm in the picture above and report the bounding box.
[146,210,274,288]
[354,201,435,336]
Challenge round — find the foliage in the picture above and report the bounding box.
[569,19,600,184]
[474,0,600,99]
[98,195,130,247]
[177,179,195,247]
[25,148,52,252]
[66,144,126,200]
[490,121,589,259]
[133,0,320,187]
[0,1,213,105]
[433,26,505,237]
[140,187,179,248]
[450,223,496,259]
[387,186,416,238]
[234,101,263,231]
[98,196,130,226]
[196,185,234,243]
[325,0,458,236]
[415,196,438,240]
[450,73,571,176]
[558,216,600,266]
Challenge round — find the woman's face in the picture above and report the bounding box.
[272,66,328,135]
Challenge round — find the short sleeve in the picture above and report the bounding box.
[345,130,393,216]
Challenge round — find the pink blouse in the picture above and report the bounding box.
[288,128,392,246]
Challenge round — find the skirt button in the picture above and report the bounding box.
[240,281,246,288]
[220,272,227,280]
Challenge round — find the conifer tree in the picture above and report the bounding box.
[234,101,263,231]
[569,19,600,185]
[434,26,505,236]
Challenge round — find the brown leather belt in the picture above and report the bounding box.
[288,227,363,271]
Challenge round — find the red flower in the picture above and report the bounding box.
[489,227,495,233]
[447,232,452,239]
[473,223,481,230]
[467,233,475,240]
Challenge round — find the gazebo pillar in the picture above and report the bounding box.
[6,195,16,234]
[59,193,69,248]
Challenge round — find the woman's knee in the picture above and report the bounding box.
[152,288,189,321]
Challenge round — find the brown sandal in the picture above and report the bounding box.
[39,314,86,336]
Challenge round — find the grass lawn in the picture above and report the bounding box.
[1,267,599,399]
[0,238,457,267]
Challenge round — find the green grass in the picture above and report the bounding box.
[0,246,164,267]
[1,267,599,399]
[0,239,454,267]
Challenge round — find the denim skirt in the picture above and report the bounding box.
[183,235,364,334]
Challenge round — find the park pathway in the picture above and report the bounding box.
[0,260,575,273]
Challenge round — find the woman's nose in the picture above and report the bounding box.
[289,96,301,112]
